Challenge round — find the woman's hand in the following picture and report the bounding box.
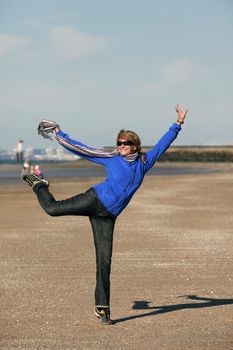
[175,104,188,125]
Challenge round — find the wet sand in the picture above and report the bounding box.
[0,163,233,349]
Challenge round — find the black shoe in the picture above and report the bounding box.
[21,172,49,188]
[94,307,113,325]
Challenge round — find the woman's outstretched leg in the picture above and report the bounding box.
[33,183,99,217]
[22,172,101,217]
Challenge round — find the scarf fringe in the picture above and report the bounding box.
[38,120,59,140]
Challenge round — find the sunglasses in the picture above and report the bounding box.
[117,140,135,146]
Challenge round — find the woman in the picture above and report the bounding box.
[22,104,188,325]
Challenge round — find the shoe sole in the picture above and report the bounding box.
[21,173,49,187]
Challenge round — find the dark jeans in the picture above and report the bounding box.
[33,183,116,308]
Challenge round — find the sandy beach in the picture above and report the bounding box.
[0,162,233,349]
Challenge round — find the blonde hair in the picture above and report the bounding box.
[116,129,142,153]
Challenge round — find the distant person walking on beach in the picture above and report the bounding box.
[22,104,188,325]
[32,164,43,179]
[16,140,24,163]
[21,158,31,176]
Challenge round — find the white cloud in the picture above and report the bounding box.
[48,26,108,61]
[0,33,29,57]
[128,59,203,99]
[161,60,202,85]
[0,25,108,62]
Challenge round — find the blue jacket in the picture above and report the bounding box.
[57,123,181,216]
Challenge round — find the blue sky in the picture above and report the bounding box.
[0,0,232,150]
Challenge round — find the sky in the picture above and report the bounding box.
[0,0,232,151]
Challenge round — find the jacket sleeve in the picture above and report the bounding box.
[144,123,181,172]
[55,129,108,165]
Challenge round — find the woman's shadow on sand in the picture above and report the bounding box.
[114,295,233,324]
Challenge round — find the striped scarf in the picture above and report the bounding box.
[38,120,139,162]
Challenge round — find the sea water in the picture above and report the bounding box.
[0,162,221,185]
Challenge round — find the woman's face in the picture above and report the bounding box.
[117,139,137,156]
